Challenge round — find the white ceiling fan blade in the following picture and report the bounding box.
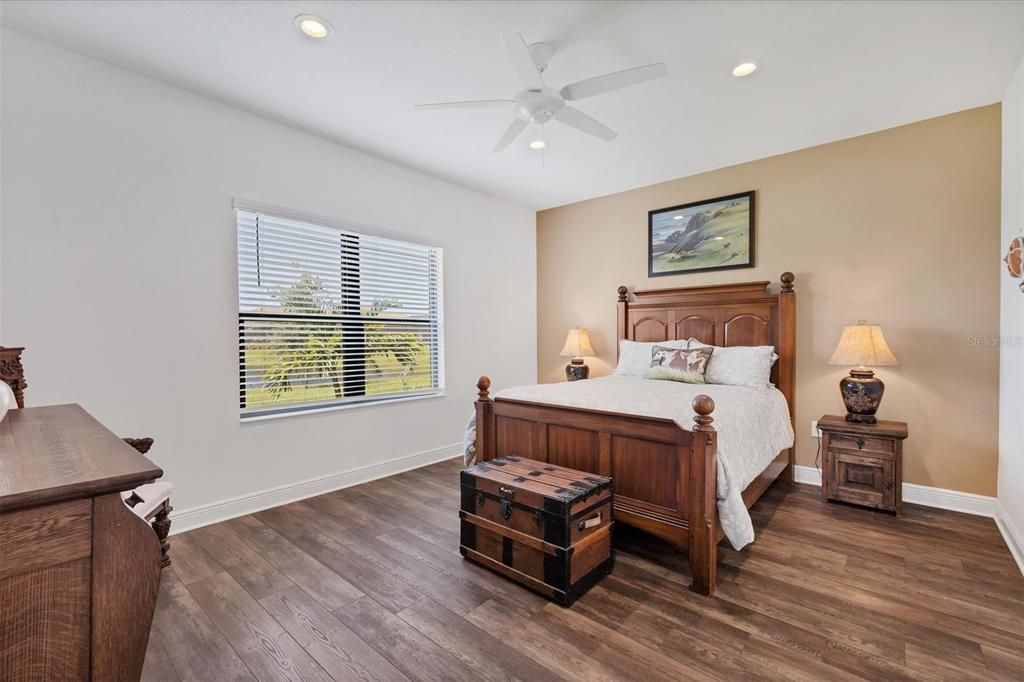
[559,63,667,101]
[492,118,528,153]
[500,31,544,90]
[554,107,617,141]
[414,99,513,110]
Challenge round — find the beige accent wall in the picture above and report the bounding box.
[537,105,1001,496]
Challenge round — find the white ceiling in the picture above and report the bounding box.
[3,1,1023,209]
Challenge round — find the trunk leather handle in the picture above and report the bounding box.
[578,513,602,531]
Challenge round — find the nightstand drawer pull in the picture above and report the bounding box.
[855,437,865,449]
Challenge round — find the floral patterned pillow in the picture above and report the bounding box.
[645,346,714,384]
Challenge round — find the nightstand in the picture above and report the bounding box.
[818,415,909,515]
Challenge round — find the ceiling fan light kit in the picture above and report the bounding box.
[415,31,667,153]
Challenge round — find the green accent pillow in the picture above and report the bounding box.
[645,346,714,384]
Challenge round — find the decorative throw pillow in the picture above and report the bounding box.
[614,339,690,377]
[645,346,714,384]
[686,338,777,388]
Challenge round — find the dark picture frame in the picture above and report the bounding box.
[648,190,755,277]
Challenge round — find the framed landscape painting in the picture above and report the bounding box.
[648,191,755,277]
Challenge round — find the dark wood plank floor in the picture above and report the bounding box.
[142,458,1024,681]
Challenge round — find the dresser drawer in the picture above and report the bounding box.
[827,450,896,511]
[0,499,92,580]
[828,432,894,455]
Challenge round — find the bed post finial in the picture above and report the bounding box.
[476,376,491,402]
[780,272,795,293]
[617,285,628,303]
[692,395,715,431]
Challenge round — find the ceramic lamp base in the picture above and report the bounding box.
[565,358,589,382]
[840,368,885,423]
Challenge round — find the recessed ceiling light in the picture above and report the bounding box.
[295,14,333,39]
[673,215,684,220]
[529,139,547,150]
[732,62,758,77]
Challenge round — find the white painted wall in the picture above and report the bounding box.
[998,55,1024,572]
[0,30,537,520]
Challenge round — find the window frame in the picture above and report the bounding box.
[235,201,445,421]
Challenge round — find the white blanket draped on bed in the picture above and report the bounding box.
[462,375,794,550]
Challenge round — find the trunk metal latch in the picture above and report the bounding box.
[498,486,515,521]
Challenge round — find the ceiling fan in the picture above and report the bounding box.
[415,32,666,153]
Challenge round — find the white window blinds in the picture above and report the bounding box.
[237,209,444,419]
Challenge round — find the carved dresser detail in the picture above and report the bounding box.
[0,346,27,408]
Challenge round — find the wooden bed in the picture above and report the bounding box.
[473,272,796,595]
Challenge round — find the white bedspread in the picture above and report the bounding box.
[464,376,794,550]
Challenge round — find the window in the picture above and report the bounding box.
[237,208,444,419]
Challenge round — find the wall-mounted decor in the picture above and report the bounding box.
[1004,234,1022,293]
[648,191,754,277]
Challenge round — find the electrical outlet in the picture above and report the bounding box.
[811,420,820,438]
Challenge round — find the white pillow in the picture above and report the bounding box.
[614,339,690,377]
[687,338,777,388]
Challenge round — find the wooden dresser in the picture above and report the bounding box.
[0,404,164,681]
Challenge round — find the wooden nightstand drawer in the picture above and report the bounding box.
[829,432,894,455]
[828,450,896,511]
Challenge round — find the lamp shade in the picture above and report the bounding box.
[828,323,898,367]
[560,328,595,358]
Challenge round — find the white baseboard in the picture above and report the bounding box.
[793,465,997,517]
[995,502,1024,575]
[793,465,825,487]
[170,442,463,535]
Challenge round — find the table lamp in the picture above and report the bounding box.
[828,321,899,423]
[560,328,595,381]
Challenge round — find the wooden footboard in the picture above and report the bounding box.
[474,377,720,595]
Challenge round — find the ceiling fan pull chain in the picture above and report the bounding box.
[542,124,547,168]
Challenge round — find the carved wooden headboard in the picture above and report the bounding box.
[616,272,796,423]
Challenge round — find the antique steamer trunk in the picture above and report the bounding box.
[459,455,613,606]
